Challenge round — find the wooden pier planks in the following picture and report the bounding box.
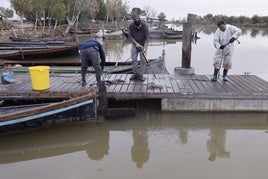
[0,73,268,110]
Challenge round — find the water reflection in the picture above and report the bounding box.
[101,37,183,63]
[86,125,109,161]
[0,123,110,164]
[131,129,149,168]
[207,127,230,161]
[0,111,267,168]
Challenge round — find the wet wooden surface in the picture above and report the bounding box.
[0,74,93,99]
[103,73,268,100]
[1,73,268,101]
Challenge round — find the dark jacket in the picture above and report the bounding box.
[128,21,149,46]
[79,39,106,65]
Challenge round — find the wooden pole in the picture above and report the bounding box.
[174,14,194,75]
[181,22,192,68]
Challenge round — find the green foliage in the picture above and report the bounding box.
[0,7,14,19]
[252,15,261,24]
[96,0,107,21]
[10,0,33,18]
[182,13,267,27]
[106,0,128,21]
[51,1,67,21]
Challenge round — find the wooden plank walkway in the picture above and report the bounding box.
[0,74,93,99]
[102,73,268,99]
[1,73,268,111]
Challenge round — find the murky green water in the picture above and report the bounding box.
[0,110,268,179]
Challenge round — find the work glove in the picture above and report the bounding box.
[101,62,104,70]
[220,45,226,49]
[229,37,236,43]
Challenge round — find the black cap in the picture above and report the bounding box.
[217,20,225,27]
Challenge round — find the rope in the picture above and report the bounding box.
[102,50,138,76]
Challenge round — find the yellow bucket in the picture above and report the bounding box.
[28,66,50,90]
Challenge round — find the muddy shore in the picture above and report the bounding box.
[0,21,71,42]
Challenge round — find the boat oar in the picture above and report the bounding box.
[98,81,135,120]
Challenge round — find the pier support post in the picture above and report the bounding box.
[174,15,194,75]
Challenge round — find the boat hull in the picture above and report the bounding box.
[0,94,97,133]
[122,29,183,39]
[0,43,79,60]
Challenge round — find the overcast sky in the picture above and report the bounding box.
[2,0,268,20]
[128,0,268,20]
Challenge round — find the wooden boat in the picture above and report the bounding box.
[9,36,75,42]
[0,93,97,133]
[1,57,168,74]
[102,30,124,39]
[122,28,183,39]
[70,29,91,34]
[150,28,183,39]
[0,42,79,60]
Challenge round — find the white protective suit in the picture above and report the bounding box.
[213,24,242,70]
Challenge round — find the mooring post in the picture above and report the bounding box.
[174,14,194,75]
[162,49,166,61]
[98,81,108,116]
[182,22,192,68]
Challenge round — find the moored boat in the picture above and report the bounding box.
[0,42,79,60]
[0,93,97,133]
[1,56,168,74]
[122,28,183,39]
[1,49,168,74]
[102,30,124,39]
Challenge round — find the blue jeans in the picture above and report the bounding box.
[131,44,146,78]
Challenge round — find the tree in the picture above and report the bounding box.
[64,0,98,34]
[10,0,33,33]
[119,0,129,22]
[158,12,166,21]
[50,0,67,30]
[105,0,128,22]
[158,12,166,22]
[96,0,107,21]
[262,16,268,26]
[106,0,119,21]
[143,5,157,22]
[0,7,14,20]
[203,14,213,24]
[31,0,45,31]
[252,15,261,24]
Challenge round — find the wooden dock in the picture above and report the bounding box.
[1,73,268,112]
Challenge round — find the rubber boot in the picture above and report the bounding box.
[223,69,228,82]
[81,70,86,86]
[130,74,138,81]
[211,68,219,82]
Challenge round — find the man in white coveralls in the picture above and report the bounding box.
[211,20,242,82]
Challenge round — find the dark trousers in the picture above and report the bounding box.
[80,47,102,83]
